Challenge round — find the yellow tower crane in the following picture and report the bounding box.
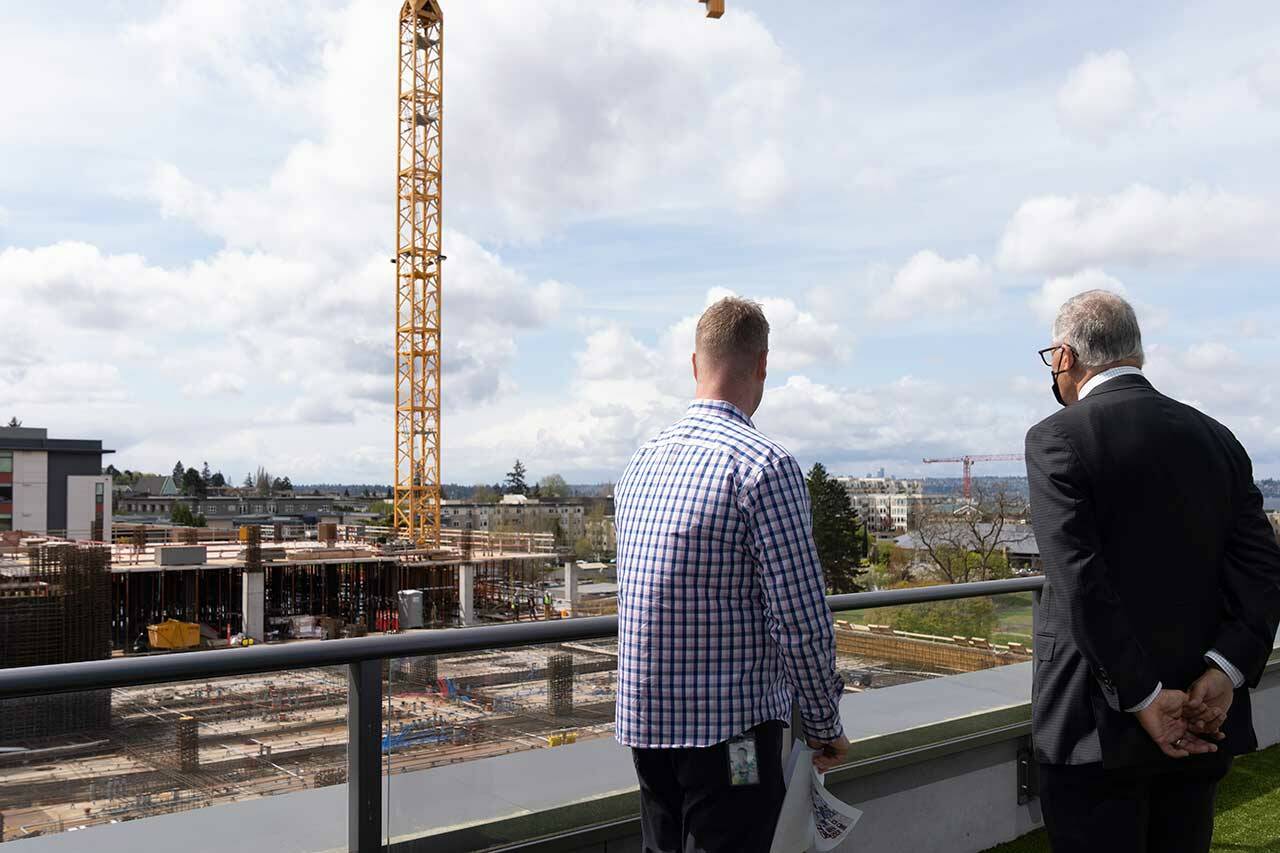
[392,0,721,546]
[394,0,444,546]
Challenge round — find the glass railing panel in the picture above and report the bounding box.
[0,668,348,850]
[385,640,624,848]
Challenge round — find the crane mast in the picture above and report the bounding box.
[395,0,444,546]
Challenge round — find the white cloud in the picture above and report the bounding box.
[1250,53,1280,106]
[997,184,1274,275]
[871,251,993,322]
[1030,269,1129,325]
[183,372,247,398]
[1181,342,1242,372]
[1057,50,1142,143]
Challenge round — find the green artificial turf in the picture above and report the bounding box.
[984,743,1280,852]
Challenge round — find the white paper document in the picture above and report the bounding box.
[769,743,864,853]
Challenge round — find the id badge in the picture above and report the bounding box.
[727,732,760,786]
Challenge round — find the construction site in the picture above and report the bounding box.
[0,526,1031,842]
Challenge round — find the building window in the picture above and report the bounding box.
[0,514,10,531]
[0,451,11,474]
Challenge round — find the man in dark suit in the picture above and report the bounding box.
[1026,290,1280,852]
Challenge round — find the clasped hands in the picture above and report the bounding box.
[1134,667,1236,759]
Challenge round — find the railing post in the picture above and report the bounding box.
[348,659,382,853]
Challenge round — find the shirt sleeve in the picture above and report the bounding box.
[1125,682,1163,713]
[744,455,845,741]
[1205,651,1246,689]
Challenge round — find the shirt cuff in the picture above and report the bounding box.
[1205,650,1246,689]
[1126,682,1162,713]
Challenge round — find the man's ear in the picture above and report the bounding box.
[691,352,699,382]
[758,350,768,381]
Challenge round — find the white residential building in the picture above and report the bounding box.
[835,476,925,532]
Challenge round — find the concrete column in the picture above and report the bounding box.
[563,561,579,618]
[242,570,265,642]
[458,563,475,627]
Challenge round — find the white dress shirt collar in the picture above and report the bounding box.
[1079,366,1145,400]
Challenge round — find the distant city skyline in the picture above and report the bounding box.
[3,1,1279,481]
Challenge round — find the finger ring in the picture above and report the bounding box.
[1173,738,1185,748]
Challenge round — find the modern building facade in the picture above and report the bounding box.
[0,427,113,539]
[836,476,926,532]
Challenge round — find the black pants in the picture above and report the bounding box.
[631,721,785,853]
[1038,754,1232,853]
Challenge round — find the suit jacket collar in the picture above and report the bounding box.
[1080,372,1154,399]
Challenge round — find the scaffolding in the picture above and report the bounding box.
[0,544,112,743]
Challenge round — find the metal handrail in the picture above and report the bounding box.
[0,576,1045,701]
[0,574,1046,852]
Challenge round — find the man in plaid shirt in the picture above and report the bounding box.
[615,296,848,852]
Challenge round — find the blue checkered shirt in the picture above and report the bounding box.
[614,399,845,748]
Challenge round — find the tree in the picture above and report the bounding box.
[280,476,293,492]
[172,499,197,525]
[538,474,570,498]
[210,471,226,488]
[911,485,1023,584]
[104,464,121,478]
[173,460,185,481]
[806,463,867,594]
[472,485,499,504]
[200,462,212,485]
[6,417,21,428]
[504,460,529,495]
[869,583,996,639]
[343,488,351,497]
[243,473,254,489]
[182,467,207,499]
[255,467,272,496]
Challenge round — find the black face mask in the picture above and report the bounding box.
[1051,370,1069,407]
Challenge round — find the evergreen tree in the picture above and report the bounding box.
[182,467,207,499]
[173,460,185,481]
[6,417,21,428]
[504,460,528,495]
[210,471,226,488]
[200,461,212,484]
[806,463,867,594]
[280,476,293,492]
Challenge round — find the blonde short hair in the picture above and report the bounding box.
[695,297,769,371]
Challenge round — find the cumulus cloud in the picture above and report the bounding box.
[871,251,993,322]
[1181,342,1242,372]
[1250,53,1280,106]
[997,184,1274,275]
[1029,269,1129,325]
[1057,50,1142,143]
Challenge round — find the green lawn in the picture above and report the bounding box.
[984,743,1280,852]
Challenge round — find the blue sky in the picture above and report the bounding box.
[2,1,1279,483]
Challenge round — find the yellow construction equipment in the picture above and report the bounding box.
[147,619,201,650]
[395,1,445,547]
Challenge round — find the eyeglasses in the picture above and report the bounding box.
[1038,346,1063,367]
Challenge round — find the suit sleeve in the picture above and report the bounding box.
[1210,437,1280,686]
[1026,421,1159,710]
[745,456,845,741]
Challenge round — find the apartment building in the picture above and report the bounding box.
[835,475,926,532]
[0,427,113,539]
[440,494,590,543]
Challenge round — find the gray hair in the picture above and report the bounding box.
[1052,290,1145,369]
[696,297,770,369]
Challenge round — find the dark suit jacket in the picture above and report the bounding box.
[1026,373,1280,767]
